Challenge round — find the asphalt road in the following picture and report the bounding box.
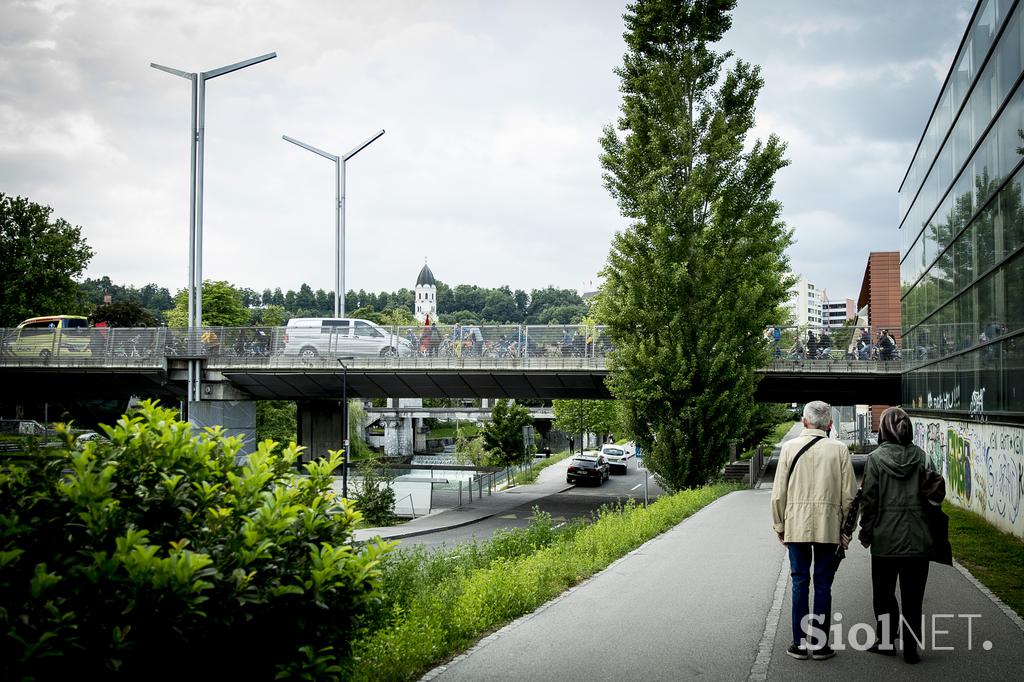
[401,457,665,550]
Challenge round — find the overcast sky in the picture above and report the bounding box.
[1,0,974,304]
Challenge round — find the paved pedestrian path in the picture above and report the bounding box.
[426,487,1024,680]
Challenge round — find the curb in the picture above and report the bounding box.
[355,483,576,542]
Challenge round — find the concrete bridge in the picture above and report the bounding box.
[0,324,902,457]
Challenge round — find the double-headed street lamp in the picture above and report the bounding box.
[151,52,277,404]
[282,130,385,318]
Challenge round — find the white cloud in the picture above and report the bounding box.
[0,0,977,304]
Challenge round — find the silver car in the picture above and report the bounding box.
[281,318,412,360]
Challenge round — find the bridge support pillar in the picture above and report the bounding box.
[414,417,427,453]
[382,413,401,456]
[297,400,346,463]
[188,400,256,456]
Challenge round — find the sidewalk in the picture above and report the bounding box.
[426,487,1024,680]
[352,457,574,543]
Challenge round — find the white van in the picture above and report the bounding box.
[281,318,412,360]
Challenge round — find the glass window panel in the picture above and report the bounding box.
[953,39,973,106]
[975,210,997,274]
[954,168,974,223]
[973,67,995,141]
[1000,169,1024,253]
[924,221,938,268]
[958,295,974,350]
[998,6,1023,95]
[1005,252,1024,333]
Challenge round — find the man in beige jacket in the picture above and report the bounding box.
[771,400,856,661]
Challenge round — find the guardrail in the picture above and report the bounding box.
[0,323,908,370]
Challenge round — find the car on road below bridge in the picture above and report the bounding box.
[566,453,609,486]
[600,444,634,474]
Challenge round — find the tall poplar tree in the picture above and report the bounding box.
[598,0,794,490]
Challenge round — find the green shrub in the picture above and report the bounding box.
[354,459,397,527]
[0,401,393,680]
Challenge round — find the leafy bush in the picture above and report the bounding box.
[0,401,392,680]
[353,459,397,527]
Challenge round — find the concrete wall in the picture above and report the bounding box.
[188,400,256,456]
[297,401,346,462]
[911,416,1024,539]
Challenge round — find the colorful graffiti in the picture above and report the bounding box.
[911,417,1024,539]
[946,429,972,501]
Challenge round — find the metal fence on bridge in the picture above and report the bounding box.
[0,323,907,371]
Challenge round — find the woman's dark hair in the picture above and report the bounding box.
[879,406,914,446]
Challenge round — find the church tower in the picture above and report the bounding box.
[414,260,437,323]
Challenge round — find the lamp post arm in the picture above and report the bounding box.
[203,52,277,80]
[282,135,339,162]
[150,62,192,79]
[343,129,385,161]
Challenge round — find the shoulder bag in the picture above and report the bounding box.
[920,461,953,565]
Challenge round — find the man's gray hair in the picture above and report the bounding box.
[803,401,832,430]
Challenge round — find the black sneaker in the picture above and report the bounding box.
[786,643,809,660]
[904,647,921,664]
[811,645,836,660]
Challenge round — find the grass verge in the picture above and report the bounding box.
[512,449,575,485]
[350,482,739,680]
[944,501,1024,618]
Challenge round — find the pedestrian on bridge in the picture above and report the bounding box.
[771,400,856,661]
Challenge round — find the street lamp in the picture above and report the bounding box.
[151,52,277,404]
[337,357,354,498]
[283,130,385,318]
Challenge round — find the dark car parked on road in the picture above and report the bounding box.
[566,453,610,486]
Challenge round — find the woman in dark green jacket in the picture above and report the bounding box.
[858,406,932,664]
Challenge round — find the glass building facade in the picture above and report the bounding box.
[899,0,1024,422]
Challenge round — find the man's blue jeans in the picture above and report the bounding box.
[788,542,840,647]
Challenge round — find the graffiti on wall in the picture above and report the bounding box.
[912,417,1024,539]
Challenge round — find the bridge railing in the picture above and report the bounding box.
[760,324,903,361]
[0,324,612,367]
[0,322,907,371]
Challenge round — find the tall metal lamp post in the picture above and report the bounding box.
[338,357,354,498]
[282,130,385,317]
[151,52,277,405]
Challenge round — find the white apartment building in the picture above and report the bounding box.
[786,275,822,328]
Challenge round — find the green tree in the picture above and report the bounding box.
[552,400,622,445]
[378,306,417,326]
[89,300,157,327]
[347,400,373,460]
[737,402,791,454]
[481,289,518,323]
[481,399,532,467]
[454,427,488,467]
[598,0,793,490]
[255,400,296,443]
[165,280,250,327]
[252,303,287,327]
[0,194,93,326]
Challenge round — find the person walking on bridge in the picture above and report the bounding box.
[771,400,856,661]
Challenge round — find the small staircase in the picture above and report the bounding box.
[722,461,750,485]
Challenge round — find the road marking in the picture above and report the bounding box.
[498,514,517,519]
[630,483,642,490]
